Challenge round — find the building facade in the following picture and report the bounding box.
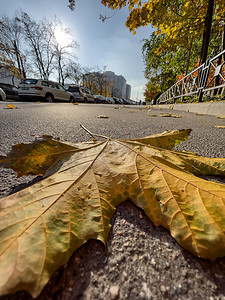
[105,71,131,99]
[126,84,131,100]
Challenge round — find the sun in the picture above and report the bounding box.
[54,27,71,47]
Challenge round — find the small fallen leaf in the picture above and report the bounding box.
[195,113,205,116]
[215,125,225,128]
[169,105,174,109]
[160,113,172,117]
[217,116,225,119]
[160,113,182,118]
[73,102,79,105]
[4,104,20,109]
[147,114,157,117]
[171,114,182,118]
[96,115,109,118]
[6,104,15,109]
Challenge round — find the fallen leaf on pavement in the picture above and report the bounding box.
[160,113,173,117]
[96,115,109,118]
[215,125,225,128]
[6,104,15,109]
[0,129,225,297]
[4,104,20,109]
[160,113,182,118]
[171,114,182,118]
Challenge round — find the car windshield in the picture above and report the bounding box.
[68,87,80,92]
[58,85,66,91]
[20,79,38,85]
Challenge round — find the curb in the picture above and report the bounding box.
[154,101,225,116]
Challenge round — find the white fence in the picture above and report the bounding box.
[158,50,225,104]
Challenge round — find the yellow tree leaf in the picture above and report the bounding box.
[0,129,225,297]
[6,104,15,109]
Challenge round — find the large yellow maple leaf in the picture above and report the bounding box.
[0,129,225,297]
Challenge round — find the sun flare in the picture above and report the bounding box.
[54,27,71,47]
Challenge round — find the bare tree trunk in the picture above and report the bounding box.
[13,40,26,78]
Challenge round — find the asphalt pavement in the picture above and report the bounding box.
[0,101,225,300]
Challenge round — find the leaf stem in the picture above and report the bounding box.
[80,124,109,140]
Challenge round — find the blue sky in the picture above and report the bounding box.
[1,0,153,100]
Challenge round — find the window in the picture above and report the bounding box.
[21,79,38,85]
[41,81,49,87]
[58,85,66,91]
[48,82,57,89]
[68,87,80,92]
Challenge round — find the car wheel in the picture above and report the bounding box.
[70,96,74,103]
[46,94,54,102]
[84,98,87,103]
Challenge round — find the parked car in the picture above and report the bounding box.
[123,99,131,105]
[104,97,115,104]
[113,97,123,104]
[67,86,95,103]
[0,88,6,101]
[94,94,105,103]
[18,79,74,102]
[0,83,20,101]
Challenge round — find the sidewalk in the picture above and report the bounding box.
[155,101,225,116]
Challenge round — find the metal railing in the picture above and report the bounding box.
[158,49,225,104]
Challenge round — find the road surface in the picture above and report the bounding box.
[0,102,225,300]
